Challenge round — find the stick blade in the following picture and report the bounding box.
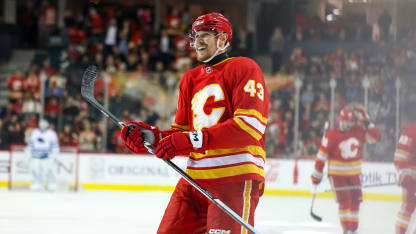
[81,65,98,97]
[310,211,322,222]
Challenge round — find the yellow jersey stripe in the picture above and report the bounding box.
[329,160,362,166]
[396,148,410,156]
[213,57,234,66]
[366,133,377,143]
[329,169,362,176]
[235,108,268,124]
[171,123,189,130]
[189,145,265,160]
[234,118,262,141]
[186,163,264,180]
[318,149,328,157]
[242,180,251,234]
[340,217,359,222]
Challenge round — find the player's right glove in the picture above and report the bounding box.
[121,121,161,154]
[311,170,323,185]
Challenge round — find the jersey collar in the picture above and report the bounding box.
[204,53,229,66]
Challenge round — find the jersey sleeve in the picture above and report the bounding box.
[205,58,269,150]
[312,131,332,179]
[394,126,415,172]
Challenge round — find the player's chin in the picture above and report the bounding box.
[196,52,208,62]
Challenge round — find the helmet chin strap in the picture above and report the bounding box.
[202,40,229,63]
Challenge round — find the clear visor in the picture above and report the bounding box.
[188,30,218,48]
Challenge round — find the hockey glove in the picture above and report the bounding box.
[311,170,323,185]
[121,121,161,154]
[154,130,208,160]
[353,106,370,127]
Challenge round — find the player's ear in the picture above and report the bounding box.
[219,33,227,46]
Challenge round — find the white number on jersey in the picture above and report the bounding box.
[191,84,225,130]
[339,137,360,159]
[398,135,412,146]
[243,80,264,101]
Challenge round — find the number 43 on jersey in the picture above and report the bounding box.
[244,80,264,101]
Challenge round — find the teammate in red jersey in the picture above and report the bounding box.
[120,12,269,234]
[394,123,416,234]
[311,105,380,234]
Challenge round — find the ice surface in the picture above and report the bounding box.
[0,189,405,234]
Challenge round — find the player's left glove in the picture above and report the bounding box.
[154,130,208,160]
[353,106,370,127]
[311,170,323,185]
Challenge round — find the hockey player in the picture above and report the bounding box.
[394,123,416,234]
[121,12,269,233]
[28,119,60,191]
[311,105,380,234]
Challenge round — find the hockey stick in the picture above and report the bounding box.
[310,185,322,222]
[80,65,259,234]
[324,182,397,192]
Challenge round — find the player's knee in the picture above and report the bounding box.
[338,200,351,210]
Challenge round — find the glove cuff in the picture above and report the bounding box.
[312,170,323,179]
[189,131,203,148]
[188,129,208,149]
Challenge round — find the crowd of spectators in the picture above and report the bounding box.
[2,1,416,162]
[266,31,416,161]
[1,1,197,152]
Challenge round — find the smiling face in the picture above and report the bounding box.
[193,31,218,62]
[192,30,227,62]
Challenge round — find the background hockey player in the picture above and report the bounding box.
[394,122,416,234]
[311,105,380,234]
[121,12,269,234]
[28,118,60,191]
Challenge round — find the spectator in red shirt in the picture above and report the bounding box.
[90,7,103,38]
[24,70,41,100]
[42,0,57,27]
[328,47,346,73]
[313,93,330,112]
[7,69,25,103]
[38,58,56,78]
[166,7,182,36]
[59,124,79,146]
[44,97,61,126]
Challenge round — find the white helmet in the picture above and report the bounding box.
[39,119,49,131]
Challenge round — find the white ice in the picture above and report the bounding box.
[0,189,407,234]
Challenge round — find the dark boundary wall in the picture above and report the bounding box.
[0,24,21,61]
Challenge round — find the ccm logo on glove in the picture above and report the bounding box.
[190,131,203,148]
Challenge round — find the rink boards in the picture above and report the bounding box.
[0,151,401,202]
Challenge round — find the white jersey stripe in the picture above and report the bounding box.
[187,153,265,169]
[316,153,328,161]
[235,115,266,134]
[328,165,361,171]
[394,152,408,160]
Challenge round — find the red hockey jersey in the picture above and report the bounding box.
[172,57,269,185]
[313,124,380,178]
[394,123,416,178]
